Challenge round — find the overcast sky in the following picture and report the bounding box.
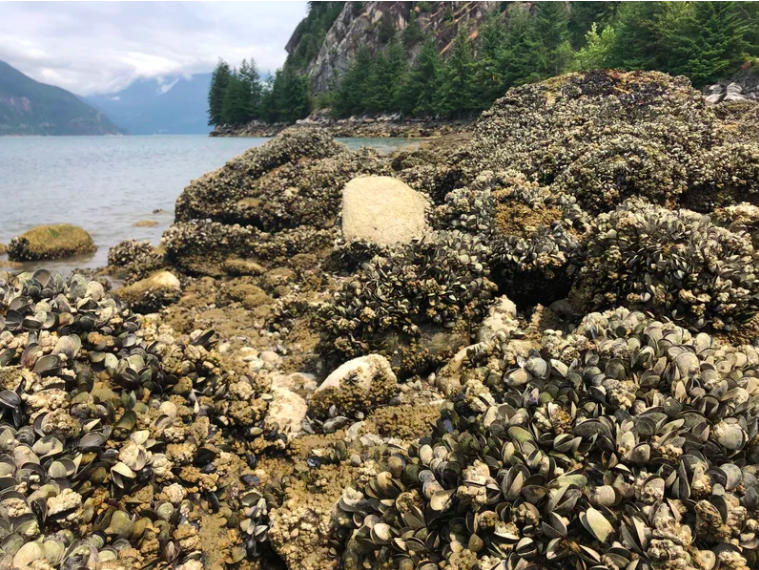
[0,1,309,96]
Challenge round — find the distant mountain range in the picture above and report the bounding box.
[83,74,213,135]
[0,60,121,136]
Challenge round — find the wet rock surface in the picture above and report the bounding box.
[4,71,759,570]
[8,224,96,262]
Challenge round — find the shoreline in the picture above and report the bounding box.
[209,116,476,138]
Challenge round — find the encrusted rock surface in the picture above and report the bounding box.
[5,70,759,570]
[7,224,96,261]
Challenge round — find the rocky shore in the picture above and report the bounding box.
[209,111,475,139]
[3,70,759,570]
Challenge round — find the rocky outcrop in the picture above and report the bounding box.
[288,1,499,95]
[341,176,429,246]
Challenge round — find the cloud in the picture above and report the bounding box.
[0,1,309,95]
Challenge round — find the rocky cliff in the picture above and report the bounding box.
[287,1,500,94]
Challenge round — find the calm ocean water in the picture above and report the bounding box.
[0,135,413,274]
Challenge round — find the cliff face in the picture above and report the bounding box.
[287,1,500,94]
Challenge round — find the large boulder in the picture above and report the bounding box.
[341,176,429,246]
[115,270,181,313]
[7,224,96,261]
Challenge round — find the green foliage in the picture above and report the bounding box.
[437,27,476,117]
[208,59,232,126]
[220,74,251,125]
[573,23,617,71]
[568,1,620,48]
[403,11,424,48]
[377,14,396,44]
[402,36,442,115]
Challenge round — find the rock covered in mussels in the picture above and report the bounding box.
[571,198,759,332]
[0,269,279,568]
[336,307,759,570]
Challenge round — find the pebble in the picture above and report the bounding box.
[350,454,362,467]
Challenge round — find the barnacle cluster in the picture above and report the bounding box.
[337,307,759,570]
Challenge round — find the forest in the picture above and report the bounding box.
[208,1,759,126]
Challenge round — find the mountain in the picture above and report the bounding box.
[84,74,213,135]
[0,60,121,136]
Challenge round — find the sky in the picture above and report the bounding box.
[0,1,309,96]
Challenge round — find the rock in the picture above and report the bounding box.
[477,295,519,342]
[266,376,308,440]
[116,271,182,313]
[724,82,748,102]
[133,220,159,227]
[259,350,281,364]
[317,354,395,394]
[342,176,429,246]
[7,224,96,261]
[221,258,266,276]
[310,354,398,419]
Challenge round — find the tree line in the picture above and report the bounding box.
[209,1,759,127]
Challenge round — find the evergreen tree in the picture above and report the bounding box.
[239,58,262,119]
[401,36,441,115]
[438,27,475,117]
[403,11,424,48]
[573,23,617,71]
[365,40,407,113]
[333,47,374,117]
[500,4,538,89]
[207,59,232,126]
[568,1,620,48]
[529,1,573,78]
[279,66,312,122]
[471,15,506,110]
[675,1,748,86]
[609,2,662,70]
[220,73,252,126]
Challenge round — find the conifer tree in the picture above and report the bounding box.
[529,1,573,78]
[438,27,475,117]
[402,36,441,115]
[333,47,374,117]
[470,15,506,110]
[239,58,262,119]
[609,2,662,70]
[365,39,408,113]
[220,73,251,126]
[207,59,232,126]
[679,1,748,86]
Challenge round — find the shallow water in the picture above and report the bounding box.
[0,135,414,274]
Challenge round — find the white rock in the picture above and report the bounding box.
[317,354,396,395]
[266,377,308,439]
[477,295,519,343]
[342,176,429,246]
